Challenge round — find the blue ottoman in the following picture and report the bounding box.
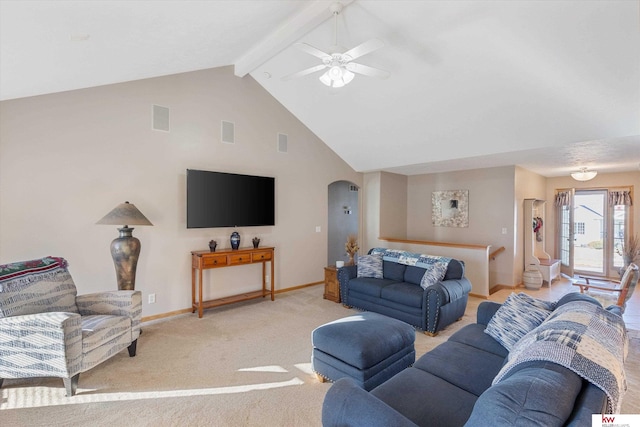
[311,312,415,391]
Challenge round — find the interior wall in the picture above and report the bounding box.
[514,167,547,283]
[362,172,382,252]
[379,172,407,240]
[406,166,516,287]
[0,66,362,317]
[327,181,359,266]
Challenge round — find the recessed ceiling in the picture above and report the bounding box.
[1,0,639,177]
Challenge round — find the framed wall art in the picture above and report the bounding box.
[432,190,469,227]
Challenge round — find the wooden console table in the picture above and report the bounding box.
[191,247,275,318]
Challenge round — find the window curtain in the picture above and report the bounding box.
[608,190,633,206]
[555,191,571,206]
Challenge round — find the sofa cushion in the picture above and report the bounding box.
[484,292,554,351]
[465,361,583,427]
[380,282,423,308]
[357,254,383,279]
[372,366,479,427]
[81,314,131,353]
[448,323,508,358]
[383,261,406,282]
[413,340,506,397]
[403,265,427,286]
[348,277,397,298]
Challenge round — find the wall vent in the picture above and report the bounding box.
[221,121,235,144]
[277,133,288,153]
[152,105,170,132]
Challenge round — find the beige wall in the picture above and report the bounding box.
[514,166,547,281]
[406,166,516,287]
[379,172,407,240]
[0,66,362,317]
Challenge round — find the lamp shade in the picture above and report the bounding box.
[96,201,153,227]
[570,168,598,182]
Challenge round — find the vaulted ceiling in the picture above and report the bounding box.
[1,0,638,177]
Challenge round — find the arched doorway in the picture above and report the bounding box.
[328,181,360,266]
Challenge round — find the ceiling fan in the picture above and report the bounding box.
[282,2,389,88]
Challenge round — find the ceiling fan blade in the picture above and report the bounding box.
[343,38,385,61]
[345,62,390,79]
[281,64,327,81]
[295,43,331,60]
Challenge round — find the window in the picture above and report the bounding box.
[575,222,585,235]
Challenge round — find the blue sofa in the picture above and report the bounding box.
[322,293,626,427]
[338,248,472,335]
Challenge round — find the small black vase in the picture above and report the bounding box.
[230,231,240,250]
[208,240,217,252]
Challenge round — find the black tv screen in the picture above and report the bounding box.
[186,169,275,228]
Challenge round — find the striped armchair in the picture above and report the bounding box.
[0,257,141,396]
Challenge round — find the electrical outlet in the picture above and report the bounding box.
[315,226,321,233]
[502,227,508,235]
[265,275,270,285]
[148,293,156,304]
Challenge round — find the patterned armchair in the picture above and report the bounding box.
[0,257,141,396]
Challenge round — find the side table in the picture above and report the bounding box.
[324,266,340,303]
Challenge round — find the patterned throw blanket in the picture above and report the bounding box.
[493,301,628,413]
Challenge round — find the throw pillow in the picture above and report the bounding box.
[419,261,449,289]
[484,293,554,351]
[357,254,383,279]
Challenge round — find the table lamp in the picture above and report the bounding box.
[96,201,153,290]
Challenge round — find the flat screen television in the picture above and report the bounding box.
[186,169,275,228]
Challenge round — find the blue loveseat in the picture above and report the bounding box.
[338,248,472,335]
[322,293,627,427]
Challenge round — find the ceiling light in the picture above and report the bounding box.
[571,168,598,181]
[319,67,354,88]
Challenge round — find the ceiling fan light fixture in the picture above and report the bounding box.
[319,71,332,86]
[319,67,354,88]
[571,168,598,181]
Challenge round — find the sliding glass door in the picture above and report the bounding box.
[557,188,633,279]
[558,192,574,278]
[573,190,606,276]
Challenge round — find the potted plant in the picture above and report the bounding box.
[345,234,359,266]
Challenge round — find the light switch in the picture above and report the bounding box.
[315,226,321,233]
[502,227,508,235]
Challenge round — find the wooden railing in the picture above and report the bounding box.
[490,246,505,260]
[377,237,493,297]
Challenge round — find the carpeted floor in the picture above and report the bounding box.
[1,285,638,426]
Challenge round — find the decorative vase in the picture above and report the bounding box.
[347,253,355,266]
[208,240,217,252]
[230,231,240,250]
[252,237,260,248]
[523,267,543,290]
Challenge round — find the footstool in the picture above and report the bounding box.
[311,312,415,391]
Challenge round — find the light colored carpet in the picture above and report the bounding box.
[1,285,638,426]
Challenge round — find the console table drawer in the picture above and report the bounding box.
[228,253,251,265]
[252,251,272,262]
[202,255,228,268]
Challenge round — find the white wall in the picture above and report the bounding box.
[0,66,362,317]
